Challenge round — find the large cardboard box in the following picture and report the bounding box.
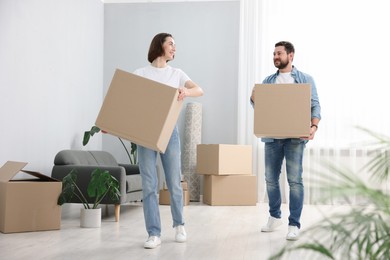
[203,175,257,206]
[0,161,62,233]
[254,83,311,138]
[96,69,183,153]
[196,144,252,175]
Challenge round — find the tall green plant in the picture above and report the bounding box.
[270,127,390,260]
[83,126,137,164]
[57,168,120,209]
[357,126,390,182]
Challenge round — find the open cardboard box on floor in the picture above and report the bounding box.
[196,144,252,175]
[95,68,183,153]
[254,83,311,138]
[0,161,62,233]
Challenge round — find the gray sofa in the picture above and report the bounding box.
[51,150,142,222]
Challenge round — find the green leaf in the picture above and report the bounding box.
[296,243,335,259]
[90,126,101,134]
[57,169,78,205]
[131,142,138,164]
[87,168,120,209]
[82,131,91,146]
[82,126,101,146]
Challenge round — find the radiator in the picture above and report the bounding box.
[256,146,389,205]
[303,147,389,205]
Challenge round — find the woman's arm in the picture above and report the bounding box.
[178,80,204,101]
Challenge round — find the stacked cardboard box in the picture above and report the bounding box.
[159,181,190,206]
[196,144,257,206]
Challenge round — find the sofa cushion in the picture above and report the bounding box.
[54,150,118,166]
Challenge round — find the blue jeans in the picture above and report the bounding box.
[264,139,305,228]
[137,126,184,237]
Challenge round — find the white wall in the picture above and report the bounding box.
[0,0,239,174]
[0,0,104,175]
[103,1,240,163]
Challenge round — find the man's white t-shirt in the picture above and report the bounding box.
[133,65,190,88]
[275,72,294,84]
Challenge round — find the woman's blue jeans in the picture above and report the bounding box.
[264,139,305,228]
[137,126,184,237]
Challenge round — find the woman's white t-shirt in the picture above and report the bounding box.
[133,65,190,88]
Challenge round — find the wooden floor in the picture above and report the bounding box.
[0,202,337,260]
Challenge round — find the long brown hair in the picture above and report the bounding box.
[147,33,173,63]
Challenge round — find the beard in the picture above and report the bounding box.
[274,58,289,70]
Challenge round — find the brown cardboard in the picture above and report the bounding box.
[253,83,311,138]
[196,144,252,175]
[159,189,190,206]
[180,181,188,191]
[95,68,183,153]
[163,180,188,190]
[0,161,62,233]
[203,175,257,206]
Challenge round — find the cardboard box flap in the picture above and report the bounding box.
[21,170,59,182]
[0,161,28,182]
[0,161,58,182]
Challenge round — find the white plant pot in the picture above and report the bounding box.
[80,208,101,228]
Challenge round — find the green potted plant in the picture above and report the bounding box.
[57,168,121,228]
[83,126,137,165]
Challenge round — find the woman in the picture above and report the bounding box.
[133,33,203,249]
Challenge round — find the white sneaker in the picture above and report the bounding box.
[261,216,283,232]
[175,225,187,243]
[286,225,300,241]
[144,236,161,249]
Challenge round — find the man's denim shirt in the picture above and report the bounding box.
[252,66,322,143]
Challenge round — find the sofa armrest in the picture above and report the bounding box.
[51,165,127,204]
[118,163,140,175]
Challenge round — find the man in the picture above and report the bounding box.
[250,41,321,240]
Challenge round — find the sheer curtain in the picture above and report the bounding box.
[238,0,390,204]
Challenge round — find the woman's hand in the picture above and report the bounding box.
[178,87,187,101]
[178,80,203,101]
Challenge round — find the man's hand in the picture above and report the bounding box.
[250,88,255,104]
[301,126,317,140]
